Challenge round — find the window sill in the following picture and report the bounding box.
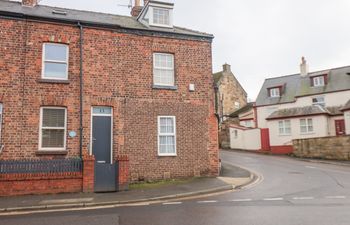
[279,134,291,136]
[37,79,70,84]
[300,132,315,135]
[152,85,178,90]
[36,150,68,155]
[158,154,177,157]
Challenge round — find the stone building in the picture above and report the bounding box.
[213,64,248,148]
[213,63,248,121]
[0,0,219,196]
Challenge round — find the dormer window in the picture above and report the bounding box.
[138,1,174,28]
[269,87,280,97]
[313,76,325,87]
[153,8,170,26]
[310,74,327,87]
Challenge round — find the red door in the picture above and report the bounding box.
[335,120,345,136]
[260,128,271,151]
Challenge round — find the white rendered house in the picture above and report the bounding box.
[254,58,350,153]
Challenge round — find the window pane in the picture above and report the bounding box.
[153,8,169,25]
[42,108,65,127]
[92,107,112,115]
[44,62,67,78]
[300,119,306,126]
[278,121,283,129]
[45,44,67,61]
[42,129,64,148]
[308,126,313,132]
[166,136,175,153]
[301,126,307,133]
[279,128,284,134]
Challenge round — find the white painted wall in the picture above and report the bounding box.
[267,115,329,146]
[229,128,261,150]
[345,110,350,135]
[257,90,350,128]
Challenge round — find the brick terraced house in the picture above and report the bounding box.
[0,0,219,196]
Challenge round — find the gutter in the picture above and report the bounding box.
[77,22,84,158]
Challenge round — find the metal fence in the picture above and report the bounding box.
[0,159,82,174]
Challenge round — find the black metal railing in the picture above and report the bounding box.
[0,159,82,174]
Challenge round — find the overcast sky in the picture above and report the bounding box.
[37,0,350,100]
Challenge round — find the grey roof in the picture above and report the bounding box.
[229,102,254,118]
[256,66,350,106]
[342,99,350,111]
[0,0,213,39]
[266,105,344,120]
[266,105,328,120]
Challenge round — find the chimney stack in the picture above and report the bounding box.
[22,0,38,7]
[223,63,231,73]
[300,56,309,76]
[131,0,143,17]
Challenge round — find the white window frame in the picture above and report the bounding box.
[300,118,314,134]
[270,88,280,97]
[42,43,69,80]
[312,96,325,107]
[0,103,3,146]
[153,53,175,86]
[149,6,173,28]
[278,120,291,135]
[39,107,67,151]
[313,76,325,87]
[234,130,238,139]
[244,120,253,128]
[157,116,176,156]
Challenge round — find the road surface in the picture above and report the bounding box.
[2,150,350,225]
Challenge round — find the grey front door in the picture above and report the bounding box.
[92,107,117,192]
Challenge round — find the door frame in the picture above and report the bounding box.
[335,119,345,136]
[90,106,113,164]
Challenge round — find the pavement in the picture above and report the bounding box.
[0,163,254,213]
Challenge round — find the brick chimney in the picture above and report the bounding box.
[300,56,309,76]
[131,0,143,17]
[22,0,38,7]
[223,63,231,73]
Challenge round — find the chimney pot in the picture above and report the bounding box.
[300,56,309,76]
[223,63,231,73]
[22,0,38,7]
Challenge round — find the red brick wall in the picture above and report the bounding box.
[0,16,218,184]
[0,172,82,196]
[270,145,294,154]
[117,155,129,190]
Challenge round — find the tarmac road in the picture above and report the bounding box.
[2,150,350,225]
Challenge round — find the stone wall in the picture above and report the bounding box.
[293,135,350,160]
[216,64,247,116]
[219,118,239,149]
